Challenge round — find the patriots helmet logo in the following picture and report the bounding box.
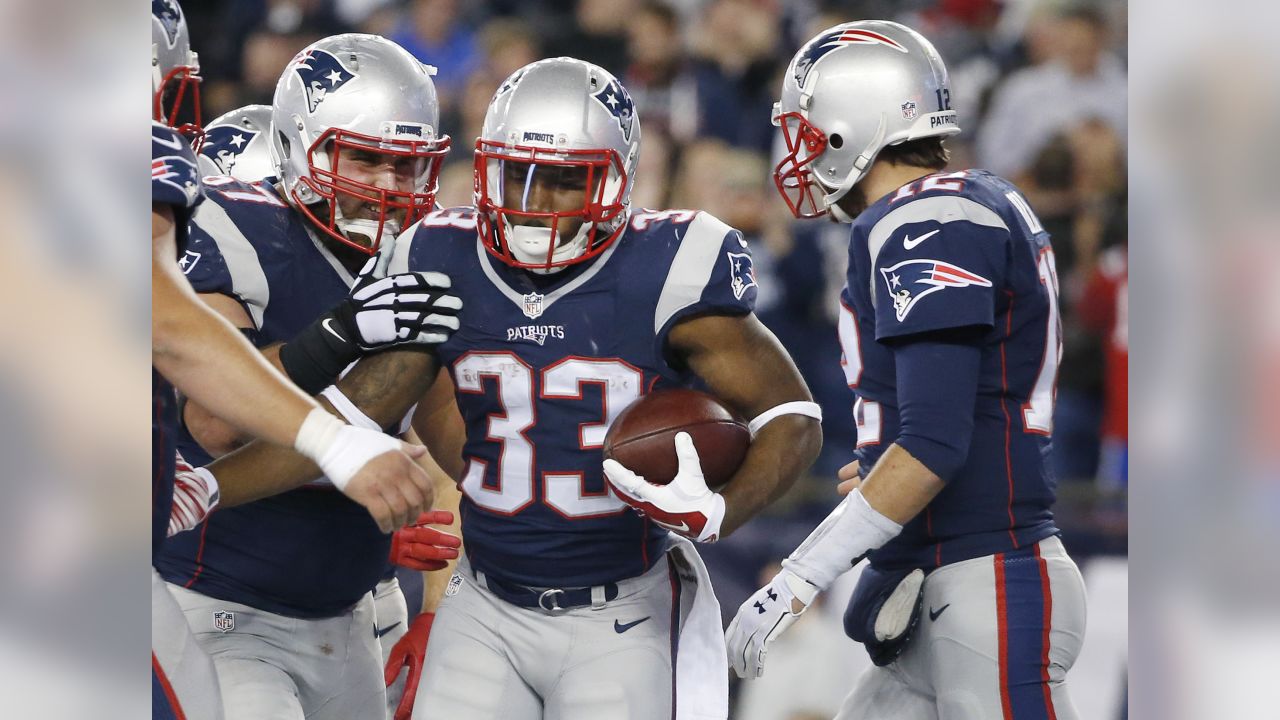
[727,251,757,300]
[153,0,183,47]
[591,78,636,143]
[292,50,357,114]
[880,258,991,322]
[793,26,909,86]
[200,125,259,176]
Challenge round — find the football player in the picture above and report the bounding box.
[193,57,826,720]
[196,104,275,181]
[154,32,465,720]
[150,5,441,720]
[725,21,1089,720]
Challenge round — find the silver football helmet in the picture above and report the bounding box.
[152,0,202,145]
[773,21,960,218]
[198,105,276,181]
[270,34,451,255]
[475,57,641,271]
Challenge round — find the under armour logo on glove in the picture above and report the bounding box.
[602,432,726,543]
[725,568,820,679]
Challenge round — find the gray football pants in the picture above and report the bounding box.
[413,556,695,720]
[167,582,385,720]
[153,568,223,720]
[835,536,1087,720]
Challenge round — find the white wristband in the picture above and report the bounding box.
[748,401,823,437]
[320,386,382,431]
[294,408,400,491]
[319,385,417,437]
[782,488,902,590]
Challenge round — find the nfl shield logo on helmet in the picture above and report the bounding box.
[213,610,235,633]
[522,291,545,319]
[292,49,357,114]
[901,101,917,120]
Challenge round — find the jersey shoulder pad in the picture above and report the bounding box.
[182,178,291,324]
[390,206,479,274]
[651,210,755,336]
[152,121,202,210]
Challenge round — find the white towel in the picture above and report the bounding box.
[668,534,729,720]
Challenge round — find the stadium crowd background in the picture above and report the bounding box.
[181,0,1129,716]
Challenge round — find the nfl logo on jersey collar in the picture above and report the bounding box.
[213,610,235,632]
[522,291,545,319]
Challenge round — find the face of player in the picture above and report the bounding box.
[330,145,427,244]
[500,160,603,243]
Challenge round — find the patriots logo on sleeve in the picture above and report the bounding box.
[200,125,259,176]
[152,0,182,47]
[153,154,201,206]
[292,50,357,114]
[727,252,757,300]
[591,78,636,143]
[879,258,991,322]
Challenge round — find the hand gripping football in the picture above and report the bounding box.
[603,388,749,488]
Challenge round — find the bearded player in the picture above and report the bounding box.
[150,5,438,720]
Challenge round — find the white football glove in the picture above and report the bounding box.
[602,431,726,543]
[168,453,219,536]
[345,253,462,349]
[725,567,819,679]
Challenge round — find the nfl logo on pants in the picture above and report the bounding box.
[213,610,235,633]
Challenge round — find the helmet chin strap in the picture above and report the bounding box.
[820,114,886,224]
[335,201,399,250]
[504,220,590,274]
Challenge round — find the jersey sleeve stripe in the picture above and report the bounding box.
[653,212,729,335]
[867,196,1008,267]
[190,200,271,329]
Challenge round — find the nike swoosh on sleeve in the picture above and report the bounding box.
[902,229,941,250]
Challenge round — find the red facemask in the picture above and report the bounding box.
[473,139,628,271]
[772,111,831,219]
[290,128,451,256]
[154,64,203,152]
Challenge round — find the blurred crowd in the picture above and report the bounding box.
[183,0,1128,663]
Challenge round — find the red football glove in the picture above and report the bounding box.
[384,612,434,720]
[168,453,220,537]
[389,510,461,571]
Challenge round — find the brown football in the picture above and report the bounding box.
[603,388,749,488]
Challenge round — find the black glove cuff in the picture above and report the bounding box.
[279,307,361,395]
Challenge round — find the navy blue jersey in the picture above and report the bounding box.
[840,170,1061,570]
[390,207,757,588]
[153,177,392,618]
[152,121,203,556]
